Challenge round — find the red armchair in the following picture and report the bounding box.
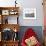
[21,28,41,46]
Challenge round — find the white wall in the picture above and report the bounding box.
[0,0,15,7]
[0,0,44,26]
[17,0,44,26]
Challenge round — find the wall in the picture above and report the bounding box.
[0,0,44,26]
[18,26,43,43]
[0,0,15,7]
[17,0,44,26]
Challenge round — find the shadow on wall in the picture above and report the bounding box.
[18,26,43,44]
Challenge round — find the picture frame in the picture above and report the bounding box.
[23,8,36,19]
[9,10,18,15]
[2,10,9,15]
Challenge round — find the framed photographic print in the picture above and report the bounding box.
[23,8,36,19]
[9,9,18,15]
[2,10,9,15]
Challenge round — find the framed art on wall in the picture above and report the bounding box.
[23,8,36,19]
[2,10,9,15]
